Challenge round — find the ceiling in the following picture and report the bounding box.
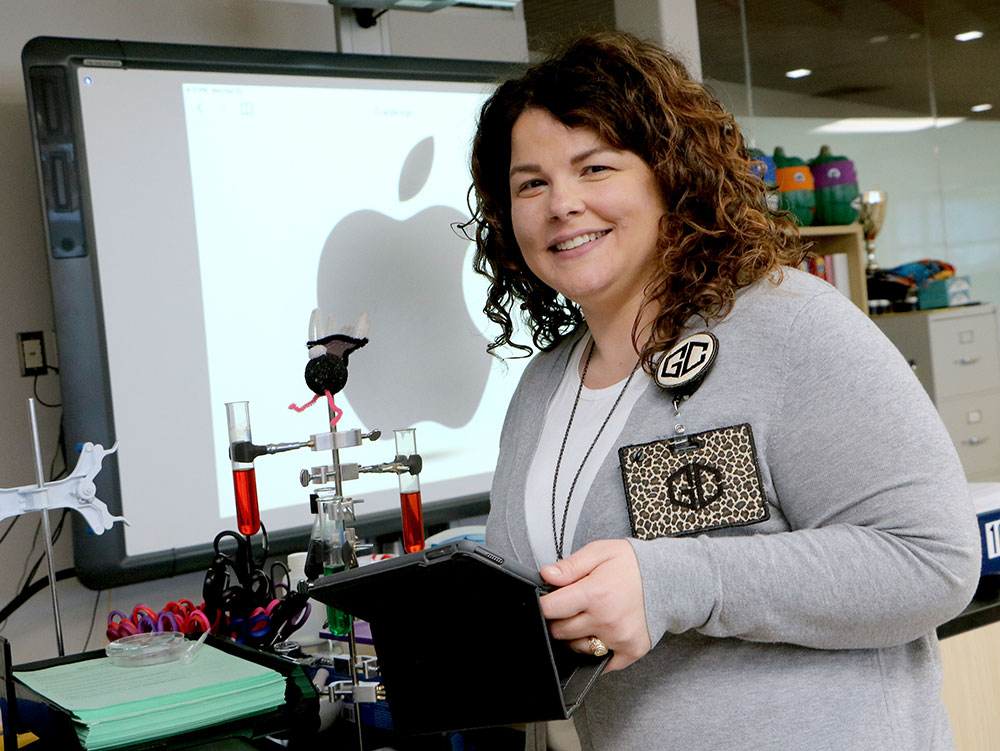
[522,0,1000,121]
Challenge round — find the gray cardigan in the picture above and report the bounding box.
[486,269,980,751]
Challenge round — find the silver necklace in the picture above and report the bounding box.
[551,339,641,560]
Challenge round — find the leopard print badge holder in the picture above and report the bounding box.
[618,333,770,540]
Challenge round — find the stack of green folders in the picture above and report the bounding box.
[14,644,287,749]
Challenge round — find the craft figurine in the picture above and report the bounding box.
[289,310,370,427]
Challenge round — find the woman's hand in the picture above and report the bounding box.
[539,539,652,672]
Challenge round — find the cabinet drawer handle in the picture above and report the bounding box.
[962,436,989,446]
[955,356,980,366]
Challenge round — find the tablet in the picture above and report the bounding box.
[307,539,610,734]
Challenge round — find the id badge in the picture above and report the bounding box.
[618,423,769,539]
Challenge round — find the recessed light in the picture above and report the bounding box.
[811,117,964,134]
[955,30,984,41]
[869,35,889,44]
[971,103,993,113]
[785,68,812,79]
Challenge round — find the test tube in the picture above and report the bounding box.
[311,498,352,636]
[226,401,261,536]
[395,428,425,553]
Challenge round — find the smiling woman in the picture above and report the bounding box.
[507,108,666,342]
[470,32,803,372]
[466,31,980,751]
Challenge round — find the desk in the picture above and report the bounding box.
[939,580,1000,751]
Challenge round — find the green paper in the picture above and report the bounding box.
[15,645,286,749]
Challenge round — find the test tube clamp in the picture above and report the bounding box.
[325,679,386,705]
[306,651,384,711]
[0,440,126,534]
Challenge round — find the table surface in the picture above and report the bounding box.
[938,577,1000,640]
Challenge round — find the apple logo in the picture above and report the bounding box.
[315,136,491,432]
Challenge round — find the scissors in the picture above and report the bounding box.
[213,529,271,597]
[107,605,167,640]
[106,610,139,641]
[203,529,272,623]
[228,607,270,644]
[163,599,196,622]
[181,609,214,635]
[265,590,312,646]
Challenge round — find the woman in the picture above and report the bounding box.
[468,32,980,751]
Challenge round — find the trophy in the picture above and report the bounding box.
[858,190,887,275]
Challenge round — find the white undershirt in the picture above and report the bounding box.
[525,336,650,568]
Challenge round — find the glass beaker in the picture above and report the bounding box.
[308,498,353,637]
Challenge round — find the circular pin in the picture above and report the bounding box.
[654,332,719,394]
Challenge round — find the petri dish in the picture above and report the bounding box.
[105,632,191,667]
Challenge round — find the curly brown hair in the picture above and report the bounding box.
[468,31,805,370]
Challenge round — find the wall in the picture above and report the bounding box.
[0,0,526,662]
[696,0,1000,315]
[740,115,1000,306]
[614,0,701,81]
[705,78,1000,305]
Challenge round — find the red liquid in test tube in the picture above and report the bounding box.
[232,467,260,536]
[226,401,261,536]
[400,490,424,553]
[395,428,425,553]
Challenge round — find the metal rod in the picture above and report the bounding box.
[920,14,950,255]
[738,0,755,120]
[27,398,65,657]
[332,0,344,54]
[327,398,360,750]
[329,405,344,498]
[264,440,312,455]
[349,624,363,751]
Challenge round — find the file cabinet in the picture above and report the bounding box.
[874,304,1000,482]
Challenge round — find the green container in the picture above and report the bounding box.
[773,147,816,226]
[809,145,861,225]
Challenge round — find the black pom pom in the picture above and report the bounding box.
[305,355,348,396]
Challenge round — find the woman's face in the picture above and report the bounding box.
[508,107,666,319]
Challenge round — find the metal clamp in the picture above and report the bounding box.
[314,653,381,680]
[359,453,422,476]
[0,442,126,534]
[326,680,385,704]
[312,430,363,451]
[300,463,360,487]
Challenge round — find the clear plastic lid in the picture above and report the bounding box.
[105,632,191,667]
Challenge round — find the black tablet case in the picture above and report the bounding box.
[307,540,610,734]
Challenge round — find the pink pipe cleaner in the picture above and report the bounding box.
[288,393,322,412]
[289,390,343,428]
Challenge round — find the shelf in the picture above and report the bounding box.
[798,223,867,313]
[798,224,863,237]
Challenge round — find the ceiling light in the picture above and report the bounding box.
[971,103,993,113]
[811,117,964,134]
[785,68,812,79]
[869,35,889,44]
[955,30,984,41]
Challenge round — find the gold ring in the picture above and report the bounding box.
[588,636,609,657]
